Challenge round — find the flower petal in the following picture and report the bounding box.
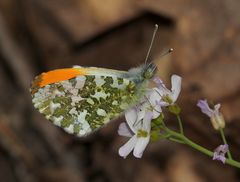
[214,103,221,115]
[213,153,226,163]
[125,107,138,133]
[153,77,163,87]
[170,74,182,102]
[118,135,137,158]
[153,78,170,96]
[118,122,133,137]
[152,104,161,119]
[137,102,148,122]
[142,111,153,132]
[212,144,228,164]
[148,89,162,105]
[133,136,150,158]
[137,110,145,121]
[155,97,168,107]
[216,144,229,153]
[197,99,213,117]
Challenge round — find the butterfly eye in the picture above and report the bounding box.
[143,63,157,79]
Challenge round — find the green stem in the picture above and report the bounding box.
[219,128,233,160]
[169,137,185,144]
[176,115,184,134]
[161,126,240,168]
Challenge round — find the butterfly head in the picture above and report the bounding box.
[142,62,157,80]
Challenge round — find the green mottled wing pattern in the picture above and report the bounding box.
[31,74,145,136]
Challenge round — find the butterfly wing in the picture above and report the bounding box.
[31,68,144,137]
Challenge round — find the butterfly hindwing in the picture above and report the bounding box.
[31,74,140,136]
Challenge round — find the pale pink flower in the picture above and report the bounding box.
[197,99,225,130]
[118,107,152,158]
[213,144,229,163]
[153,75,182,105]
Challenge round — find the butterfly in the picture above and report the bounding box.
[30,24,171,137]
[30,63,157,136]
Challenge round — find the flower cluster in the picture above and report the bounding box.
[117,73,236,168]
[118,75,182,158]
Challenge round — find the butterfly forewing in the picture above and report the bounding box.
[31,74,139,136]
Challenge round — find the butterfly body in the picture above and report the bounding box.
[30,63,156,136]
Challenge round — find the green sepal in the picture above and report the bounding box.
[137,129,148,138]
[152,113,164,127]
[168,104,181,115]
[150,130,160,142]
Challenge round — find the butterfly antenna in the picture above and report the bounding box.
[148,48,173,74]
[159,48,173,58]
[144,24,159,65]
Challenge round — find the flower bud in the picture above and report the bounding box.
[197,99,225,130]
[210,113,225,130]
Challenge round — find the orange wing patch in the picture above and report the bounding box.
[30,68,87,94]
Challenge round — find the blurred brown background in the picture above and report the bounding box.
[0,0,240,181]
